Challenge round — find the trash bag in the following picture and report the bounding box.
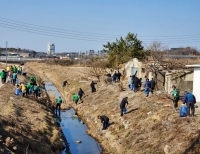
[180,105,187,117]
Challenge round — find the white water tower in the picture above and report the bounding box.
[47,43,55,56]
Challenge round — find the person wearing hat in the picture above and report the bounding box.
[182,91,196,117]
[55,96,62,116]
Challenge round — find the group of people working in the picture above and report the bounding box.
[15,76,41,98]
[0,65,23,85]
[128,75,156,97]
[172,85,196,117]
[55,88,85,116]
[111,71,122,83]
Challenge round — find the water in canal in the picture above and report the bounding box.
[45,82,102,154]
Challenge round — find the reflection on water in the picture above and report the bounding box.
[45,82,102,154]
[60,108,102,154]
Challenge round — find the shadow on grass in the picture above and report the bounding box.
[126,108,139,114]
[109,122,115,126]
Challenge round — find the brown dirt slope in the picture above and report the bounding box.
[25,62,200,154]
[0,74,63,153]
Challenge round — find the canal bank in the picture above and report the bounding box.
[0,72,65,153]
[45,81,102,154]
[24,63,126,153]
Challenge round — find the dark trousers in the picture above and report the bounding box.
[102,120,109,130]
[74,100,78,105]
[2,78,6,83]
[91,87,96,93]
[173,97,179,108]
[186,103,195,116]
[56,103,61,116]
[22,92,26,97]
[26,89,30,95]
[151,87,154,94]
[120,107,124,116]
[34,90,38,98]
[79,94,83,100]
[12,79,16,85]
[18,71,21,75]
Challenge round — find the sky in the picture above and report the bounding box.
[0,0,200,53]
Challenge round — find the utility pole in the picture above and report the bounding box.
[6,41,8,68]
[79,51,81,65]
[85,51,87,67]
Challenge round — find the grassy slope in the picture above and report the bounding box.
[0,72,63,154]
[25,62,200,154]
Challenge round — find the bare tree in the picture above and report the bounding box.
[144,42,188,89]
[87,57,108,81]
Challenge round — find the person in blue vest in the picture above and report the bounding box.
[15,85,22,95]
[55,96,62,116]
[144,78,151,97]
[182,91,196,117]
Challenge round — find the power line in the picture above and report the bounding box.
[0,23,110,42]
[0,17,122,38]
[0,17,199,44]
[1,17,200,40]
[0,21,113,41]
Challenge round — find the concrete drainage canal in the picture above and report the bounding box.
[45,82,102,154]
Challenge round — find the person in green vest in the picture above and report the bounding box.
[55,96,62,116]
[172,85,180,109]
[72,93,79,105]
[12,72,17,85]
[30,76,36,85]
[13,65,18,73]
[17,66,23,75]
[26,82,32,95]
[33,84,39,98]
[0,70,7,84]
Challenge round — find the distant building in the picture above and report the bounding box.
[186,64,200,102]
[89,50,94,56]
[47,43,55,56]
[20,53,31,58]
[35,52,47,58]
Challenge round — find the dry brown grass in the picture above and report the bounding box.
[0,76,62,153]
[25,62,200,154]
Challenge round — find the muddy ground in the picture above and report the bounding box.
[0,64,63,154]
[7,62,200,154]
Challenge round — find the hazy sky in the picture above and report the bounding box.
[0,0,200,52]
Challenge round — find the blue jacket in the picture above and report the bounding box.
[15,88,22,95]
[182,92,196,104]
[144,81,151,88]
